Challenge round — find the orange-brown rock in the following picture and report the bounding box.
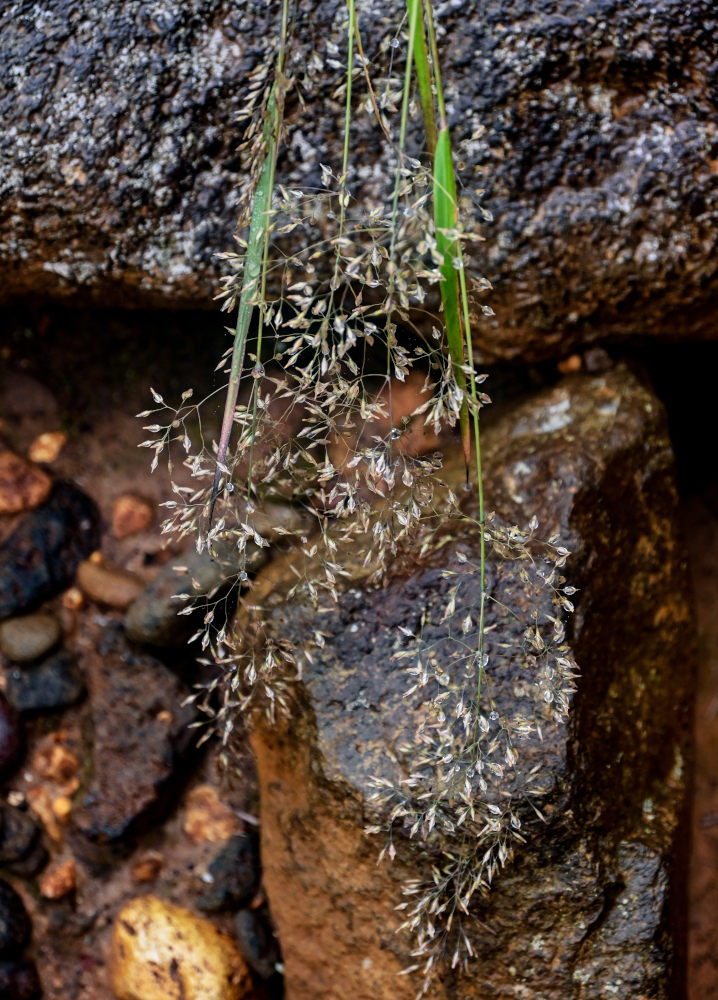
[0,449,52,514]
[76,559,144,609]
[183,785,240,845]
[112,493,154,539]
[39,857,76,899]
[28,431,67,464]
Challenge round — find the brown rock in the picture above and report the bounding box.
[26,786,63,844]
[251,365,694,1000]
[76,559,144,609]
[31,736,79,786]
[131,851,164,884]
[110,895,252,1000]
[71,625,197,853]
[183,785,240,845]
[39,857,76,899]
[112,494,154,539]
[0,449,52,514]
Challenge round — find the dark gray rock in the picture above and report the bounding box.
[1,1,715,360]
[0,961,41,1000]
[233,904,282,981]
[0,803,47,877]
[0,482,100,620]
[0,878,30,955]
[5,649,86,714]
[0,695,23,782]
[250,365,694,1000]
[196,833,260,913]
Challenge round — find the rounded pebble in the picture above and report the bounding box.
[77,559,144,609]
[0,612,62,663]
[6,650,86,714]
[233,906,281,980]
[111,895,252,1000]
[0,694,23,781]
[112,493,154,539]
[0,960,41,1000]
[0,803,46,876]
[0,878,30,955]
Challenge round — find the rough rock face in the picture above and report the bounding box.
[2,1,716,360]
[250,364,694,1000]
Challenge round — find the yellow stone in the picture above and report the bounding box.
[110,895,252,1000]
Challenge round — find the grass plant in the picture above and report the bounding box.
[138,2,578,994]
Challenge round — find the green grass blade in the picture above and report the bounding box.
[407,0,436,155]
[433,126,470,470]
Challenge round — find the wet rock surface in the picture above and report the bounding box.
[0,482,100,620]
[1,1,716,361]
[252,365,694,999]
[196,833,261,913]
[71,625,198,852]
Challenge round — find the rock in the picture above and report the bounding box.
[0,803,47,877]
[125,537,269,647]
[5,650,86,714]
[112,493,154,539]
[196,834,260,913]
[110,895,252,1000]
[76,558,144,609]
[31,736,80,786]
[0,611,62,662]
[250,365,694,999]
[0,482,100,620]
[27,431,67,464]
[233,905,281,981]
[130,851,164,884]
[0,450,52,515]
[71,625,197,854]
[0,694,23,781]
[0,879,30,955]
[26,787,63,845]
[0,2,715,361]
[0,960,41,1000]
[183,785,241,846]
[39,857,76,899]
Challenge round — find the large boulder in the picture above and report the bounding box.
[249,363,694,999]
[1,1,716,360]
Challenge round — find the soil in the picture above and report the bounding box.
[1,306,717,999]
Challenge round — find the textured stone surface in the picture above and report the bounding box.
[0,482,100,620]
[0,611,62,663]
[71,625,197,854]
[5,649,86,714]
[110,895,252,1000]
[0,450,52,515]
[251,364,694,999]
[1,1,716,360]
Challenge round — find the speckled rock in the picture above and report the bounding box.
[5,649,86,714]
[250,364,694,1000]
[0,611,62,663]
[76,558,144,609]
[71,625,197,856]
[0,450,52,515]
[0,879,30,955]
[110,895,252,1000]
[0,694,23,782]
[0,1,716,361]
[0,482,100,620]
[196,833,260,913]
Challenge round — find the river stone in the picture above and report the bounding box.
[0,2,715,361]
[0,694,23,782]
[76,559,144,609]
[250,364,694,1000]
[0,612,62,663]
[71,624,197,857]
[5,649,86,714]
[196,833,260,914]
[0,482,101,620]
[0,802,47,877]
[125,535,269,648]
[110,895,252,1000]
